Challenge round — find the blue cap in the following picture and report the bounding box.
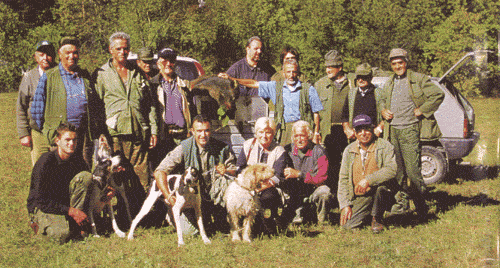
[352,114,373,128]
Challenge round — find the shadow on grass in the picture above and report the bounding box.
[385,190,500,228]
[447,164,499,183]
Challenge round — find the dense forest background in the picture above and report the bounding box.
[1,0,499,96]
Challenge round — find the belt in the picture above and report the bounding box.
[165,124,186,135]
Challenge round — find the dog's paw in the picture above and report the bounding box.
[203,238,211,245]
[177,242,186,247]
[127,234,134,240]
[115,231,126,238]
[243,237,252,243]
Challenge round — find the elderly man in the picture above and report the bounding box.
[220,59,323,145]
[380,48,444,216]
[282,120,332,225]
[26,122,98,243]
[155,115,237,234]
[94,32,157,190]
[314,50,355,200]
[136,47,157,80]
[149,48,195,170]
[341,63,384,140]
[338,115,397,233]
[17,40,57,165]
[31,37,99,169]
[226,36,276,124]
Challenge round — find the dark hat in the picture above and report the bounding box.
[36,40,54,52]
[60,36,80,48]
[389,48,408,62]
[324,50,343,66]
[158,48,177,61]
[355,63,373,77]
[137,47,154,61]
[352,114,373,129]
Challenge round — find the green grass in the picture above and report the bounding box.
[0,92,498,267]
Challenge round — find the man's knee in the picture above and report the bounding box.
[71,171,93,189]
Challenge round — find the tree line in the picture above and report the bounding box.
[1,0,498,96]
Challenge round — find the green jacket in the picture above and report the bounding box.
[346,84,383,126]
[95,59,157,141]
[379,70,444,141]
[337,138,397,210]
[274,80,313,141]
[314,73,355,141]
[42,66,100,145]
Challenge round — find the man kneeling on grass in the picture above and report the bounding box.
[26,122,113,243]
[337,114,397,233]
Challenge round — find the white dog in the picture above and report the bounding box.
[224,163,274,242]
[127,167,211,246]
[88,135,132,238]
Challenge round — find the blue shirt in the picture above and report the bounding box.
[258,81,323,123]
[226,58,276,97]
[162,77,185,128]
[32,63,88,130]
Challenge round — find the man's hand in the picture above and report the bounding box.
[284,167,301,180]
[102,186,116,203]
[344,127,355,140]
[354,179,371,195]
[218,73,229,80]
[414,107,423,117]
[381,109,394,120]
[215,163,226,176]
[20,135,32,147]
[149,134,157,149]
[68,207,88,226]
[312,132,321,144]
[340,206,352,226]
[256,178,276,193]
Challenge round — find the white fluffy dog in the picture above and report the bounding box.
[224,163,274,242]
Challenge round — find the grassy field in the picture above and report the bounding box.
[0,92,498,267]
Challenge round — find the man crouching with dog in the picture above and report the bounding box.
[154,115,237,235]
[26,122,115,243]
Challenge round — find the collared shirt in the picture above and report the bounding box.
[390,75,418,127]
[161,76,185,128]
[38,65,44,77]
[258,81,323,123]
[59,64,87,128]
[341,84,378,124]
[226,58,276,96]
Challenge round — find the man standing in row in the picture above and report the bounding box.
[226,36,276,125]
[149,48,194,170]
[380,48,444,216]
[31,37,98,169]
[94,32,158,190]
[315,50,355,197]
[136,47,157,80]
[17,40,57,165]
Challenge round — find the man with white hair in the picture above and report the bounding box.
[31,36,100,169]
[94,32,158,191]
[282,120,333,225]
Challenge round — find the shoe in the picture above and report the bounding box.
[390,191,410,215]
[371,217,384,234]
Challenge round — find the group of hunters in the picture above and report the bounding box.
[18,32,444,243]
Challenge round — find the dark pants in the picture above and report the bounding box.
[323,124,349,201]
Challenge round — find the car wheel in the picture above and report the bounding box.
[421,146,448,185]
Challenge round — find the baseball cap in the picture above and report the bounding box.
[352,114,373,129]
[36,40,54,52]
[137,47,154,61]
[158,48,177,61]
[324,50,343,66]
[389,48,408,62]
[59,36,81,48]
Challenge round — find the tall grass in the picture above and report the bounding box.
[0,92,498,267]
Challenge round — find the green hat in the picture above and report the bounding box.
[324,50,343,66]
[355,63,373,77]
[137,47,154,61]
[389,48,408,62]
[59,36,80,48]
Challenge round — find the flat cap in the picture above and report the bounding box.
[355,63,373,77]
[389,48,408,62]
[324,50,343,66]
[137,47,154,61]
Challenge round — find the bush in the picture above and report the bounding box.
[0,63,22,93]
